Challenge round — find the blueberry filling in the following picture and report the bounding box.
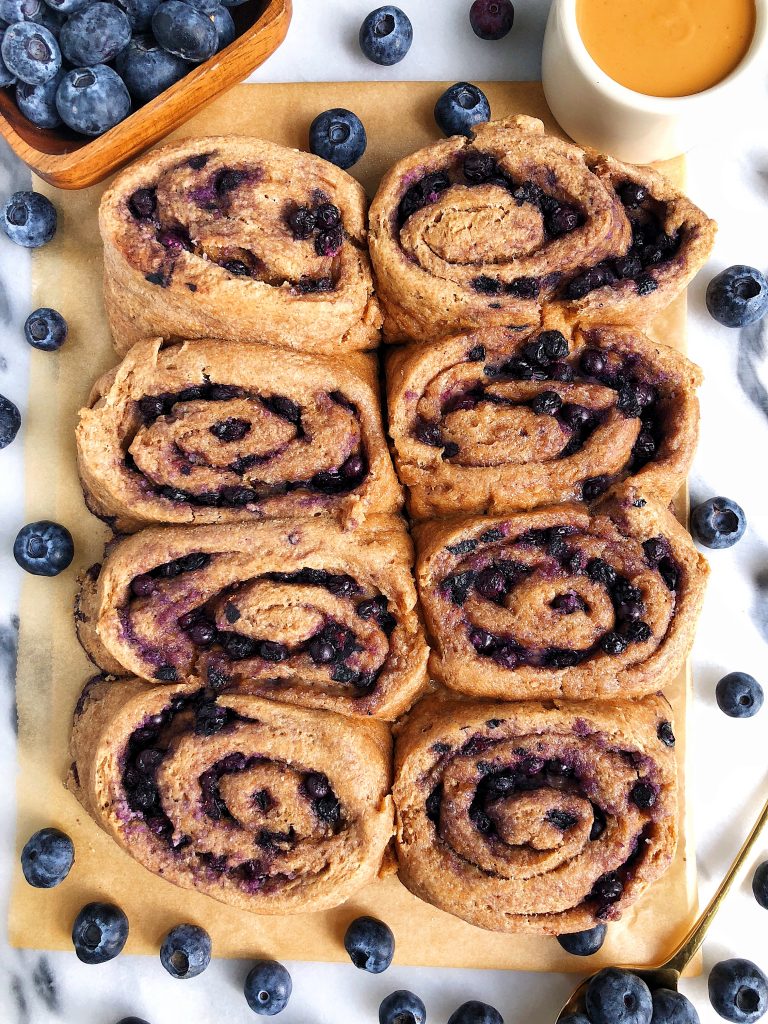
[129,187,157,220]
[398,171,450,224]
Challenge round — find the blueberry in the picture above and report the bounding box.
[434,82,490,137]
[60,3,131,66]
[116,1019,151,1024]
[243,959,292,1016]
[71,902,129,964]
[0,394,21,449]
[359,5,412,65]
[691,496,746,549]
[14,520,73,576]
[651,988,700,1024]
[152,0,218,61]
[469,0,514,40]
[557,923,607,956]
[754,861,768,911]
[0,26,15,89]
[560,1017,591,1024]
[160,923,211,979]
[585,968,653,1024]
[716,672,763,719]
[446,1001,503,1024]
[56,65,131,136]
[706,266,768,328]
[344,916,395,973]
[24,306,67,350]
[113,0,160,31]
[116,35,187,104]
[21,827,74,887]
[309,107,367,169]
[212,5,235,48]
[379,990,426,1024]
[1,22,59,85]
[1,190,56,248]
[0,0,43,21]
[709,959,768,1023]
[16,71,63,128]
[41,0,91,13]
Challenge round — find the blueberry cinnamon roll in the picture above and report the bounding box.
[99,136,381,356]
[77,338,401,532]
[387,319,701,518]
[68,677,394,914]
[76,517,428,720]
[393,693,677,934]
[414,485,708,701]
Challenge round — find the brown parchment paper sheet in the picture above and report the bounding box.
[9,82,697,971]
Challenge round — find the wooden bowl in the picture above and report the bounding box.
[0,0,291,190]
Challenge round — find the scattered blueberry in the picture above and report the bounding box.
[708,959,768,1023]
[560,1017,591,1024]
[115,1019,150,1024]
[152,0,218,62]
[434,82,490,137]
[39,0,91,13]
[13,520,74,576]
[212,5,235,48]
[16,71,63,128]
[1,190,56,248]
[20,827,74,887]
[379,989,426,1024]
[56,65,131,136]
[557,923,607,956]
[753,861,768,910]
[243,959,292,1016]
[691,496,746,549]
[716,672,763,719]
[309,107,367,169]
[112,0,160,31]
[585,968,653,1024]
[116,35,187,104]
[160,923,212,979]
[24,306,68,350]
[446,1001,503,1024]
[60,3,131,66]
[344,916,395,973]
[469,0,514,40]
[0,0,44,20]
[1,22,60,85]
[651,988,701,1024]
[706,266,768,328]
[71,902,129,964]
[0,394,21,450]
[359,5,412,65]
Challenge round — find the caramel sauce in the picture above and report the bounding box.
[576,0,756,97]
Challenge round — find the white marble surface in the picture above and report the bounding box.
[1,1,767,1021]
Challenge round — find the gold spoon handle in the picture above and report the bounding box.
[662,789,768,975]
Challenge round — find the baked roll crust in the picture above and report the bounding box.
[76,516,429,720]
[414,485,708,701]
[77,338,402,532]
[69,677,394,914]
[387,319,701,518]
[393,692,677,934]
[99,136,381,356]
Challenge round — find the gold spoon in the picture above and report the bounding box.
[557,790,768,1020]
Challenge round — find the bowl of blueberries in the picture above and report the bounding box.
[0,0,290,188]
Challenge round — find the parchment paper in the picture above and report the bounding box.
[9,81,697,971]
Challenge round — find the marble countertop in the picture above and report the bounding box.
[1,1,767,1021]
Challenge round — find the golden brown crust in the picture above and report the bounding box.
[393,692,677,934]
[99,136,382,356]
[69,677,394,914]
[76,337,402,532]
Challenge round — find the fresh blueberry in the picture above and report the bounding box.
[243,959,292,1016]
[56,65,131,136]
[709,959,768,1023]
[20,827,74,887]
[0,0,43,21]
[212,5,235,48]
[691,496,746,549]
[71,902,129,964]
[182,0,219,11]
[706,266,768,328]
[116,35,187,104]
[344,916,395,973]
[309,107,367,169]
[1,190,56,248]
[220,0,246,6]
[152,0,218,62]
[753,861,768,910]
[0,26,15,89]
[560,1017,591,1024]
[116,1019,151,1024]
[60,3,131,66]
[379,990,426,1024]
[557,923,607,956]
[14,520,74,576]
[585,968,653,1024]
[651,988,700,1024]
[469,0,514,40]
[24,307,67,350]
[359,5,412,65]
[41,0,91,13]
[160,923,212,979]
[446,1001,503,1024]
[434,82,490,137]
[1,22,60,85]
[16,72,63,128]
[0,394,21,450]
[716,672,763,719]
[113,0,160,31]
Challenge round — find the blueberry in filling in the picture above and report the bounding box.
[398,171,451,224]
[129,187,157,220]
